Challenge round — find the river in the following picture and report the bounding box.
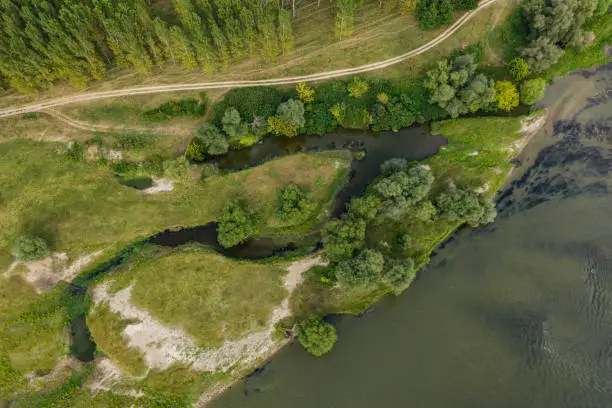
[210,65,612,408]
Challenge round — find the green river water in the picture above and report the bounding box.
[211,65,612,408]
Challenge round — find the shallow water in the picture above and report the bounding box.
[210,65,612,408]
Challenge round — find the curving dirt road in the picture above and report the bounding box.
[0,0,497,119]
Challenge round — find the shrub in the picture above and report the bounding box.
[520,78,547,105]
[296,82,315,103]
[416,0,453,30]
[195,123,229,155]
[376,92,389,104]
[340,104,370,129]
[424,55,496,117]
[142,98,206,121]
[335,249,384,288]
[494,80,520,112]
[322,217,366,261]
[274,184,315,224]
[162,157,190,181]
[396,233,412,250]
[520,37,564,73]
[347,77,369,98]
[298,317,337,357]
[200,163,219,180]
[380,158,408,175]
[371,95,418,131]
[277,99,306,129]
[213,87,281,123]
[413,200,437,221]
[268,116,298,137]
[399,0,417,13]
[12,235,50,261]
[508,57,530,81]
[435,187,484,225]
[221,108,249,143]
[186,138,207,162]
[305,104,337,135]
[452,0,477,10]
[65,142,85,161]
[383,258,416,294]
[217,200,260,248]
[374,166,434,205]
[112,133,148,150]
[347,195,381,221]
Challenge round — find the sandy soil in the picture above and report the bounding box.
[5,250,104,293]
[91,255,326,376]
[141,178,174,194]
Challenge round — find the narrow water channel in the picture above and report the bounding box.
[209,65,612,408]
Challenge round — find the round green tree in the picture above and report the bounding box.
[334,249,384,288]
[298,317,337,357]
[508,57,530,81]
[383,258,416,294]
[12,235,49,261]
[520,78,547,105]
[494,80,520,112]
[274,184,314,225]
[217,200,260,248]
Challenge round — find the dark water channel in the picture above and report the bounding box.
[209,66,612,408]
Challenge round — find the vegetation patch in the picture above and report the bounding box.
[107,249,287,349]
[0,143,348,272]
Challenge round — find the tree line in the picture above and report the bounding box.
[0,0,294,93]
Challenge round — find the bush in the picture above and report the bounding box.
[142,98,206,121]
[268,116,298,137]
[494,80,520,112]
[334,249,384,288]
[195,123,229,156]
[435,187,484,225]
[213,87,281,124]
[298,317,337,357]
[186,138,207,162]
[296,82,315,103]
[380,158,408,175]
[371,95,417,131]
[347,77,369,98]
[396,233,412,250]
[383,258,416,294]
[374,165,434,205]
[416,0,453,30]
[322,217,366,261]
[347,195,381,221]
[520,78,547,105]
[65,142,85,161]
[200,163,220,180]
[424,54,496,117]
[217,200,260,248]
[112,133,148,150]
[340,104,370,129]
[221,108,249,144]
[452,0,477,10]
[274,184,315,224]
[277,99,306,129]
[305,104,337,135]
[508,57,530,81]
[376,92,389,104]
[162,157,190,181]
[413,200,437,221]
[12,235,50,261]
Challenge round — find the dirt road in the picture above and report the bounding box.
[0,0,497,119]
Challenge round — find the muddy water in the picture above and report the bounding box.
[210,65,612,408]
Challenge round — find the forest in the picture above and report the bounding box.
[0,0,294,92]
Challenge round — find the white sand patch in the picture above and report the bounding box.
[25,356,81,390]
[106,149,123,161]
[514,110,548,153]
[420,164,431,171]
[92,255,326,375]
[141,178,174,194]
[467,151,479,157]
[8,251,103,293]
[474,182,490,195]
[88,357,144,398]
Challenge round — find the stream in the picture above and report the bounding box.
[70,125,445,360]
[207,64,612,408]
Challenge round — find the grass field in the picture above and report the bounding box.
[0,143,349,272]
